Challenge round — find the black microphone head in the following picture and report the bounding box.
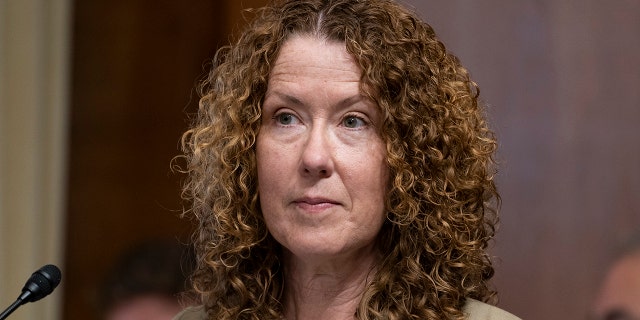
[20,264,62,303]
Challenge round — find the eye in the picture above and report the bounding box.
[274,112,299,125]
[342,115,366,128]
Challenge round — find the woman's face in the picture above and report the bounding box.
[256,35,389,261]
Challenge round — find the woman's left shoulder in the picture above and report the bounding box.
[173,305,207,320]
[463,298,521,320]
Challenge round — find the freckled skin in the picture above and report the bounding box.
[256,34,389,265]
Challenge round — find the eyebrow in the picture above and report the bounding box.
[270,92,304,106]
[266,91,366,110]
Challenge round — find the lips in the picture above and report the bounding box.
[292,197,340,212]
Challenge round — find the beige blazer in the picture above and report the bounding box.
[173,299,521,320]
[463,299,521,320]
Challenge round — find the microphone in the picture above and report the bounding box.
[0,264,62,320]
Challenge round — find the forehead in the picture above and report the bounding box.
[269,35,361,83]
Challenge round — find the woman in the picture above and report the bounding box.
[177,0,519,319]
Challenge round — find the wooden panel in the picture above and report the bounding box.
[64,1,232,319]
[405,0,640,319]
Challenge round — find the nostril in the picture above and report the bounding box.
[302,167,330,177]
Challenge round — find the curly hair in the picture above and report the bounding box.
[180,0,499,319]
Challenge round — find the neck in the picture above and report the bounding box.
[281,247,379,320]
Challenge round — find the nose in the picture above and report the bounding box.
[300,126,333,178]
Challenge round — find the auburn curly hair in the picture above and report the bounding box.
[180,0,499,319]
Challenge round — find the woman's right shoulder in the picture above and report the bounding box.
[173,306,207,320]
[463,299,521,320]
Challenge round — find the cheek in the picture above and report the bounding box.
[356,143,388,191]
[256,140,272,197]
[344,144,389,210]
[256,137,287,213]
[368,148,390,214]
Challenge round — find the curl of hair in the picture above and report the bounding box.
[180,0,499,319]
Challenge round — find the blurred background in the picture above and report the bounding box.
[1,0,638,319]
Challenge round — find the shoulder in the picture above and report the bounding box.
[463,299,521,320]
[174,301,520,320]
[173,306,207,320]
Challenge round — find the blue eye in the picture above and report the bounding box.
[343,115,365,128]
[275,112,298,125]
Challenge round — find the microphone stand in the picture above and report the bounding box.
[0,299,24,320]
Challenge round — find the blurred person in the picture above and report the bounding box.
[176,0,520,319]
[592,240,640,320]
[100,240,194,320]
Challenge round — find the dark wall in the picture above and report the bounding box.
[404,1,640,319]
[64,1,266,319]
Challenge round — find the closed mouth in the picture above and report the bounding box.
[293,197,340,205]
